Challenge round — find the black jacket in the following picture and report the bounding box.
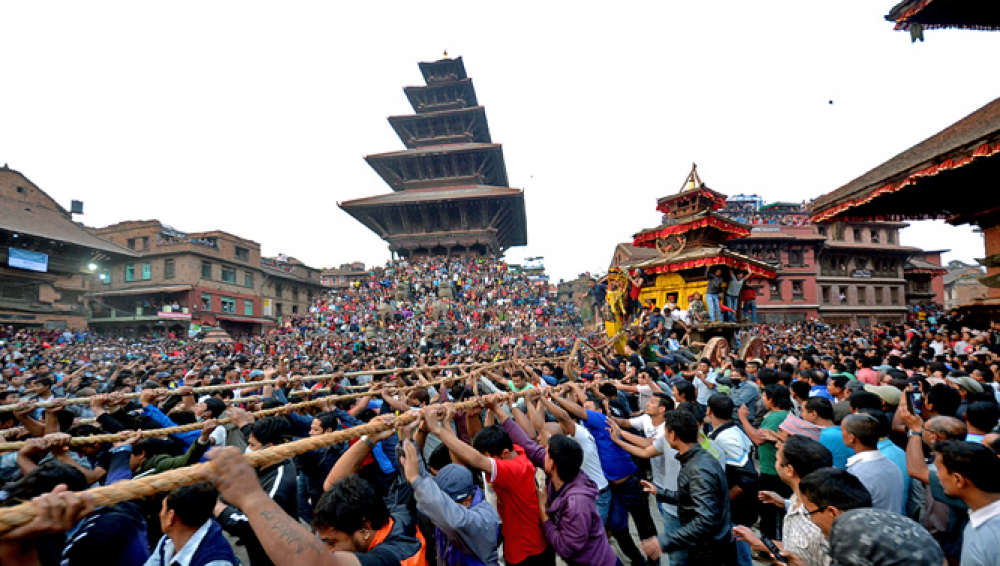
[654,445,737,564]
[218,459,298,566]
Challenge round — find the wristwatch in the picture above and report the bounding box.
[908,430,923,438]
[362,435,377,448]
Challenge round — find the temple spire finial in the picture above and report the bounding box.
[680,162,703,193]
[443,49,449,59]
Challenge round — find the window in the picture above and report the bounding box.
[201,261,212,279]
[276,302,284,316]
[875,286,884,305]
[871,229,880,244]
[817,226,827,237]
[127,238,136,250]
[201,293,212,311]
[788,249,804,266]
[292,287,299,301]
[100,269,111,284]
[221,297,236,314]
[125,264,135,282]
[792,281,804,301]
[164,259,175,279]
[141,262,151,280]
[769,281,781,301]
[235,246,249,261]
[244,272,253,287]
[141,237,149,251]
[853,228,863,242]
[274,283,283,298]
[887,231,896,245]
[292,305,299,314]
[857,286,867,305]
[820,286,830,304]
[221,266,236,284]
[244,299,253,316]
[890,287,900,306]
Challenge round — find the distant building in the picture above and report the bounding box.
[944,260,988,310]
[904,251,947,306]
[320,262,368,291]
[0,167,134,330]
[90,220,323,336]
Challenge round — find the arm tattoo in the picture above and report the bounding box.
[258,508,329,561]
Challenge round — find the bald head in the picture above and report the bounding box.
[926,416,966,441]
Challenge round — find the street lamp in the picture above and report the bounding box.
[87,263,98,271]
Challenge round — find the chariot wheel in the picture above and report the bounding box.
[701,336,731,366]
[738,335,765,362]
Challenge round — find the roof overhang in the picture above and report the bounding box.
[887,0,1000,32]
[89,285,192,297]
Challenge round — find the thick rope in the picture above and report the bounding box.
[0,386,559,534]
[0,358,527,413]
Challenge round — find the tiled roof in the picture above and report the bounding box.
[812,96,1000,215]
[340,186,522,208]
[0,195,134,257]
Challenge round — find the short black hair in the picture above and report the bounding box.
[314,474,390,533]
[250,416,293,446]
[790,380,811,401]
[828,374,850,390]
[428,443,452,472]
[314,411,340,433]
[804,397,834,421]
[764,384,793,411]
[664,410,699,444]
[166,482,218,527]
[651,392,674,412]
[781,436,833,478]
[203,397,226,418]
[547,434,584,483]
[472,425,514,457]
[842,413,881,448]
[673,380,697,403]
[2,461,88,506]
[597,383,618,400]
[935,440,1000,493]
[927,384,962,417]
[848,391,883,412]
[966,402,1000,433]
[799,468,872,512]
[707,394,734,420]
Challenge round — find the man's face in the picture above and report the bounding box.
[934,453,962,498]
[316,525,368,553]
[247,434,265,453]
[827,380,843,397]
[310,419,326,437]
[645,396,662,416]
[800,492,837,536]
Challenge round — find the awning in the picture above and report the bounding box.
[216,315,276,325]
[89,285,192,297]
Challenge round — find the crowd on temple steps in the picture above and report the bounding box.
[0,254,998,566]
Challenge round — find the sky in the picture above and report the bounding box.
[1,2,997,282]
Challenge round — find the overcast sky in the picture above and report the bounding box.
[2,2,997,282]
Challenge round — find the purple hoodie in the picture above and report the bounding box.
[501,419,618,566]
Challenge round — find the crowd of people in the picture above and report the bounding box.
[0,253,998,566]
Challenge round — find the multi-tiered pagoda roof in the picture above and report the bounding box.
[340,56,527,257]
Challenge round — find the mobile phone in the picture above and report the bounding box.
[761,537,788,564]
[905,390,915,414]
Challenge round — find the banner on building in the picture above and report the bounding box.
[263,299,272,316]
[7,248,49,273]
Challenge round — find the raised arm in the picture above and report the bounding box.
[539,393,576,436]
[425,406,492,474]
[550,388,588,421]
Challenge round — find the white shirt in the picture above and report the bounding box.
[572,424,607,491]
[652,434,682,518]
[846,449,885,468]
[694,370,717,405]
[969,497,1000,529]
[630,415,669,491]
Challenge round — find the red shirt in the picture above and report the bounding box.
[488,446,548,563]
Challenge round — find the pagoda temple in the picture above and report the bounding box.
[339,56,527,258]
[624,165,777,310]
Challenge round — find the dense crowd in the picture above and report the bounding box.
[0,254,998,566]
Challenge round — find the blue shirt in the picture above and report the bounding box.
[808,385,836,402]
[583,409,637,482]
[819,426,854,469]
[878,438,911,514]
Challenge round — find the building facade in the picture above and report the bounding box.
[726,213,935,325]
[0,168,135,330]
[320,262,368,291]
[89,221,323,336]
[944,260,989,310]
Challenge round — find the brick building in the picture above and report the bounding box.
[320,262,368,291]
[0,167,135,330]
[726,210,937,325]
[944,260,989,310]
[89,221,323,336]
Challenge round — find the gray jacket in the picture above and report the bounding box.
[411,474,501,566]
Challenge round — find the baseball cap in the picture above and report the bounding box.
[947,375,984,395]
[249,369,265,378]
[435,464,475,502]
[864,384,902,406]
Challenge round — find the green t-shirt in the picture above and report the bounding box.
[759,410,789,475]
